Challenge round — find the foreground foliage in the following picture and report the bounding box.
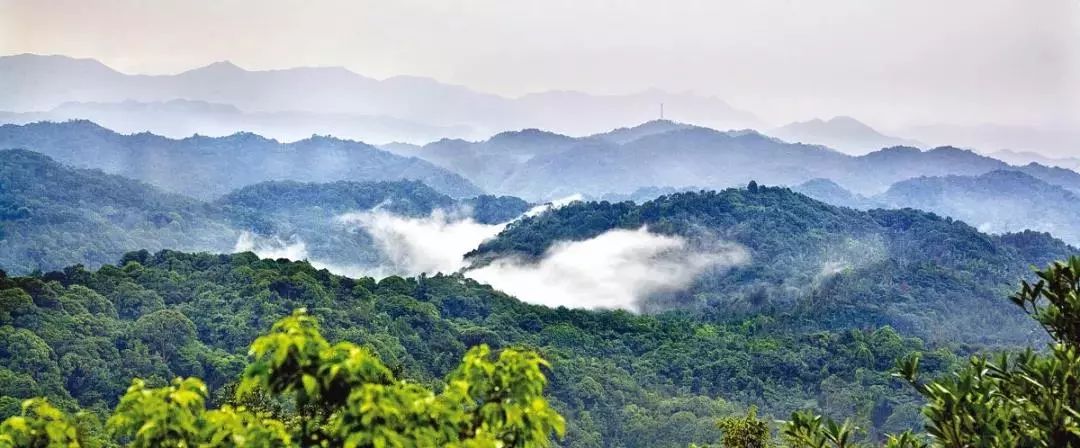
[0,250,951,446]
[5,253,1078,446]
[1,309,565,447]
[779,257,1080,447]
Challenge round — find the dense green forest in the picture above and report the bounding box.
[710,257,1080,447]
[6,254,1080,447]
[2,309,567,447]
[4,145,1080,446]
[0,250,961,446]
[471,186,1077,345]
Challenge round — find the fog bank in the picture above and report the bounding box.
[467,227,748,311]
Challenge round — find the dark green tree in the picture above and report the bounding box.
[132,309,198,362]
[784,256,1080,447]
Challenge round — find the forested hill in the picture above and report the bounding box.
[0,250,956,446]
[215,180,530,271]
[0,148,237,273]
[217,180,528,226]
[0,120,483,199]
[876,170,1080,245]
[0,149,527,274]
[470,186,1077,345]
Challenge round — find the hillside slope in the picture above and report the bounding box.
[0,149,236,273]
[877,170,1080,245]
[0,150,525,274]
[470,187,1077,345]
[0,120,483,199]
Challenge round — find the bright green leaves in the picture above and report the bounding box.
[239,309,393,411]
[328,346,566,448]
[894,347,1080,447]
[881,431,927,448]
[445,345,566,448]
[715,406,772,448]
[0,399,88,448]
[0,309,564,447]
[200,406,293,448]
[108,377,202,446]
[239,309,333,402]
[781,411,928,448]
[781,410,861,448]
[333,382,455,448]
[237,309,564,447]
[106,377,291,447]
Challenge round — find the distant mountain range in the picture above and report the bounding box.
[985,149,1080,172]
[0,148,236,273]
[791,178,873,209]
[0,99,478,143]
[5,53,1077,161]
[795,170,1080,246]
[411,120,1080,200]
[900,123,1080,159]
[880,171,1080,243]
[4,118,1079,248]
[771,116,922,155]
[6,117,1078,205]
[6,143,1077,347]
[0,120,482,199]
[0,54,759,139]
[589,118,698,144]
[0,148,527,273]
[770,117,1080,162]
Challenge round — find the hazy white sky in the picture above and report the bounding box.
[2,0,1077,127]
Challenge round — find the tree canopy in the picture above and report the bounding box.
[778,257,1080,447]
[1,309,565,447]
[0,250,952,446]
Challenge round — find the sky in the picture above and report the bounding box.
[1,0,1078,128]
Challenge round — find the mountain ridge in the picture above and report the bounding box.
[417,120,1080,200]
[0,99,476,143]
[793,170,1080,246]
[771,116,923,155]
[0,148,528,273]
[0,120,483,199]
[0,54,760,137]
